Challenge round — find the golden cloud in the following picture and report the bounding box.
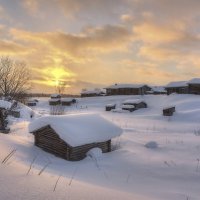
[0,40,27,54]
[133,22,184,44]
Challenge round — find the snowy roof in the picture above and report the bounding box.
[122,104,135,109]
[105,83,147,89]
[106,103,116,107]
[188,78,200,84]
[0,100,12,109]
[61,98,73,102]
[49,99,60,102]
[150,86,166,93]
[123,99,144,104]
[29,113,122,147]
[165,81,188,88]
[28,100,37,103]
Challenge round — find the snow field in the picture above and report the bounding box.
[1,94,200,200]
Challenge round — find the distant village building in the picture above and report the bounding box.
[146,86,167,95]
[81,89,106,97]
[165,81,188,95]
[50,94,61,99]
[188,78,200,94]
[29,114,122,161]
[105,84,151,95]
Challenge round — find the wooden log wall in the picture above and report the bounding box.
[70,140,111,161]
[33,126,111,161]
[34,126,70,159]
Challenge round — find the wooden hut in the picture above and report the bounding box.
[105,104,116,111]
[49,99,61,106]
[163,106,175,116]
[165,81,188,95]
[29,114,122,161]
[122,99,147,111]
[121,104,135,112]
[188,78,200,94]
[105,84,151,96]
[61,98,73,106]
[27,100,37,106]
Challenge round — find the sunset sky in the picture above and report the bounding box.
[0,0,200,94]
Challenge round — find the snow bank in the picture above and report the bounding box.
[87,147,103,159]
[17,103,35,119]
[29,113,122,147]
[0,100,12,109]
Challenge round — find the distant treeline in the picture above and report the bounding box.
[27,93,80,98]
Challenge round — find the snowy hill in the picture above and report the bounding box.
[1,94,200,200]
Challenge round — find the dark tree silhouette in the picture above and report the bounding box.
[0,57,31,102]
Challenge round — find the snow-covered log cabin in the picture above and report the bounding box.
[188,78,200,95]
[29,114,122,161]
[165,81,188,95]
[105,84,151,95]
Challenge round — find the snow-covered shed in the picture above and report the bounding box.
[188,78,200,94]
[122,99,147,111]
[105,84,151,95]
[61,98,73,106]
[49,98,61,106]
[27,100,37,107]
[29,113,122,161]
[165,81,188,95]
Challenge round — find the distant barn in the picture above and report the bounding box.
[165,81,188,95]
[105,84,151,95]
[188,78,200,94]
[29,114,122,161]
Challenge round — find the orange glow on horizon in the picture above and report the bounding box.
[32,66,76,88]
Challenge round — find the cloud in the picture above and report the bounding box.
[10,24,132,57]
[133,21,187,44]
[21,0,39,15]
[0,5,11,22]
[0,40,27,54]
